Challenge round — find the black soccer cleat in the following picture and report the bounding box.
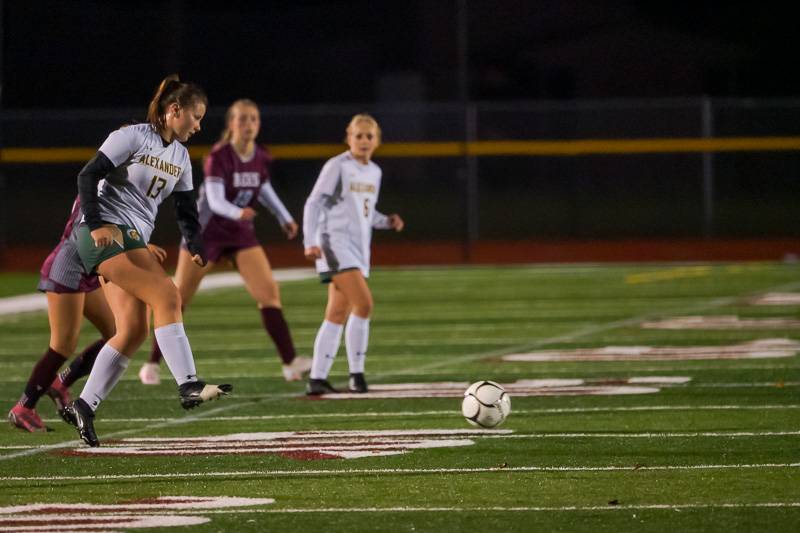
[65,398,99,447]
[348,373,369,393]
[305,378,339,396]
[178,380,233,410]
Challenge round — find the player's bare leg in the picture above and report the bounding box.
[142,248,213,384]
[68,250,230,447]
[174,247,214,308]
[236,246,309,381]
[46,287,116,426]
[8,292,84,433]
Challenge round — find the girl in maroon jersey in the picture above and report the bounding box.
[141,99,310,384]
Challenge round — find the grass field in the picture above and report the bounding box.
[1,263,799,532]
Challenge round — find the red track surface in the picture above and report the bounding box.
[2,238,800,271]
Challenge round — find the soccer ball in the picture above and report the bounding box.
[461,380,511,428]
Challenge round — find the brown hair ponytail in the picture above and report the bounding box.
[146,74,209,132]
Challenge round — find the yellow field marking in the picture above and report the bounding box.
[5,136,800,163]
[625,266,712,284]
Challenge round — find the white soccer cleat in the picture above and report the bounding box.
[138,362,161,385]
[282,356,313,382]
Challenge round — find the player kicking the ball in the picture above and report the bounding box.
[302,114,404,395]
[66,75,232,447]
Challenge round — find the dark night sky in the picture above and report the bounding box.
[2,0,798,109]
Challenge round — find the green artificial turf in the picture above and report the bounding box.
[0,263,798,532]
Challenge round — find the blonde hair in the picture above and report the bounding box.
[345,113,382,143]
[218,98,260,144]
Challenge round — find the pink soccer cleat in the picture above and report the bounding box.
[8,404,48,433]
[138,362,161,385]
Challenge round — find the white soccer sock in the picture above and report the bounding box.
[345,314,370,374]
[154,322,198,386]
[79,344,130,411]
[310,320,344,380]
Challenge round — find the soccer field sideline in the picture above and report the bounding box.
[0,267,318,316]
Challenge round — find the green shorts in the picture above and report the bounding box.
[76,223,147,274]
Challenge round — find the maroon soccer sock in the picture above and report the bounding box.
[20,348,67,408]
[148,336,163,364]
[59,339,105,388]
[260,307,297,364]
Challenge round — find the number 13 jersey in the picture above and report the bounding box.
[93,123,194,243]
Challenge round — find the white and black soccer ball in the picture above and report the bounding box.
[461,380,511,428]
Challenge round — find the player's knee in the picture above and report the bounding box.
[353,298,373,318]
[155,280,181,315]
[115,322,148,352]
[51,334,79,357]
[326,308,349,323]
[259,296,282,308]
[98,320,116,340]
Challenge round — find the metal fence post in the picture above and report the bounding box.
[701,96,715,238]
[457,0,479,261]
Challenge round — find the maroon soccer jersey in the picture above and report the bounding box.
[194,143,276,261]
[198,143,273,232]
[60,196,82,240]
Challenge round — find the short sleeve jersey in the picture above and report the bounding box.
[197,142,273,230]
[95,123,194,242]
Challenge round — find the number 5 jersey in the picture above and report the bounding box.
[303,151,393,278]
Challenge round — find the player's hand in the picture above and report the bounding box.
[304,246,322,260]
[239,207,257,221]
[91,227,114,247]
[388,214,404,232]
[146,244,167,264]
[192,253,207,267]
[283,221,299,240]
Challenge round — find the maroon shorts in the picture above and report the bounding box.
[187,219,260,264]
[38,238,101,294]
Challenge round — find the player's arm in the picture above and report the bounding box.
[372,209,404,232]
[173,162,206,266]
[173,190,206,266]
[205,179,251,220]
[257,181,297,239]
[77,128,138,246]
[203,151,255,221]
[303,158,341,257]
[77,152,115,232]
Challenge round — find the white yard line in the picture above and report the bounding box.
[0,399,262,461]
[182,501,800,514]
[478,430,800,438]
[0,463,798,482]
[406,279,800,374]
[21,403,799,425]
[2,429,797,451]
